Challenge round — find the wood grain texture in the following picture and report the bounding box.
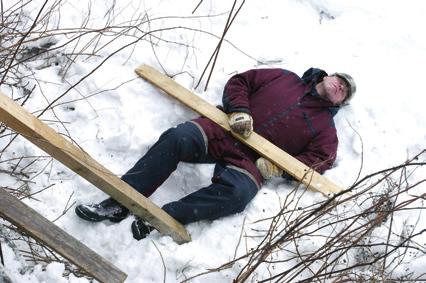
[0,189,127,283]
[135,64,345,195]
[0,92,190,244]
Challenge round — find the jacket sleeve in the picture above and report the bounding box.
[222,68,286,114]
[294,126,338,174]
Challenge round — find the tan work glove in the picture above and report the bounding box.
[229,112,253,138]
[256,157,283,180]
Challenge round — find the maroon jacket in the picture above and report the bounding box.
[193,68,339,187]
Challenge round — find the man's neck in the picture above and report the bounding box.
[315,82,325,98]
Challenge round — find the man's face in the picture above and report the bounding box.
[319,76,349,105]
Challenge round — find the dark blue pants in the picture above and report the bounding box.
[121,122,258,225]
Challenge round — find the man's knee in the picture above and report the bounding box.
[158,126,181,143]
[219,167,258,208]
[162,202,192,225]
[161,123,200,146]
[169,123,206,161]
[231,185,257,212]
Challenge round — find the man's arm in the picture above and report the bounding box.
[295,127,338,174]
[257,127,338,181]
[223,69,288,138]
[222,68,286,114]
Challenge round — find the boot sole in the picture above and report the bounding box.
[131,221,146,240]
[131,221,155,240]
[75,206,126,223]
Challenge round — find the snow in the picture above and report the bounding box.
[1,0,425,282]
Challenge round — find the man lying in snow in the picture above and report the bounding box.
[75,67,356,240]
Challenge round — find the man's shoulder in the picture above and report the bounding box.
[248,67,298,77]
[267,67,298,74]
[301,67,328,84]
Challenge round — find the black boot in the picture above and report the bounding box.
[75,198,129,223]
[131,218,155,240]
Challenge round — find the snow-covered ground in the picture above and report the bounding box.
[1,0,425,282]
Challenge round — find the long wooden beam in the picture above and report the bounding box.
[135,64,344,196]
[0,92,191,244]
[0,189,126,283]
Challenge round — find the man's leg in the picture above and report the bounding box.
[132,164,258,239]
[121,121,213,197]
[76,121,212,222]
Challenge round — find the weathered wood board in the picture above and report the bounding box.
[0,189,127,283]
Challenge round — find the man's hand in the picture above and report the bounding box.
[229,112,253,138]
[256,157,283,180]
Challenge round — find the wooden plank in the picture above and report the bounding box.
[0,92,191,244]
[135,64,344,195]
[0,189,126,283]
